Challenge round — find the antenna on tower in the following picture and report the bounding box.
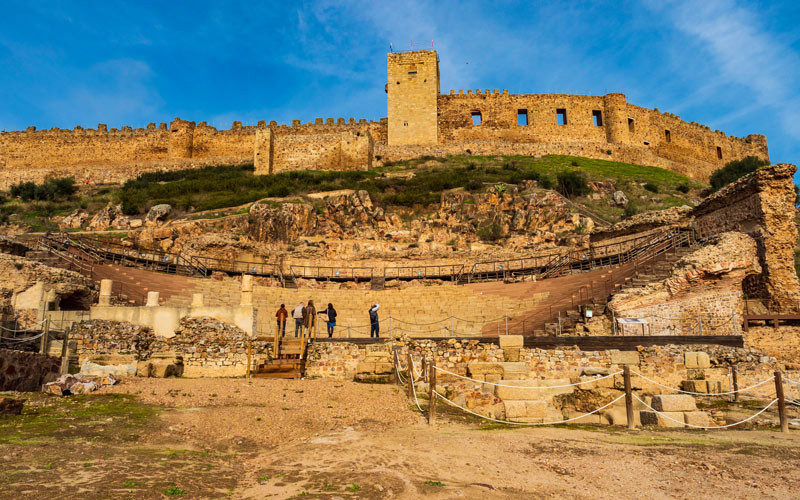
[390,43,393,52]
[410,39,413,50]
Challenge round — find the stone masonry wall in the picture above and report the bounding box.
[0,348,60,391]
[69,318,273,378]
[692,164,800,303]
[305,339,799,400]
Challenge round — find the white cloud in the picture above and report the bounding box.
[646,0,800,140]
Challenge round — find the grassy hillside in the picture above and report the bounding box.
[0,154,707,231]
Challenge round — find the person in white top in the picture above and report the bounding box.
[292,302,305,337]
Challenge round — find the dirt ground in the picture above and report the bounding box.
[2,377,800,499]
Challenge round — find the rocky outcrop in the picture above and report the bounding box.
[87,202,138,230]
[145,204,171,226]
[591,205,692,241]
[59,209,89,229]
[248,201,318,243]
[0,254,96,326]
[610,232,760,313]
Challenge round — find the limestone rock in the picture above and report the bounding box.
[79,361,136,378]
[59,209,88,229]
[683,411,710,427]
[248,201,317,243]
[640,410,685,428]
[88,202,125,230]
[651,394,697,412]
[145,204,172,226]
[612,190,629,208]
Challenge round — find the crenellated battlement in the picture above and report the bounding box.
[0,50,770,188]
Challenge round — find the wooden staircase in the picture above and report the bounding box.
[254,324,317,378]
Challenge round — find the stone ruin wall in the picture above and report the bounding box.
[432,91,767,181]
[692,163,800,304]
[305,338,797,400]
[0,97,767,188]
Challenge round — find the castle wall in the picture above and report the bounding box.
[435,91,768,181]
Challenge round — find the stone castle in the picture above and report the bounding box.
[0,50,769,188]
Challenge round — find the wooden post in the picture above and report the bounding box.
[428,358,436,425]
[246,340,252,378]
[406,353,414,399]
[504,314,509,335]
[732,366,739,402]
[40,318,49,354]
[274,322,280,360]
[775,371,789,433]
[421,357,427,383]
[623,365,635,429]
[59,329,70,375]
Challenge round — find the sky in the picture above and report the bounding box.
[2,0,800,177]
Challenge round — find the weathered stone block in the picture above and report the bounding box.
[467,362,505,376]
[640,410,685,428]
[499,335,523,348]
[651,394,697,412]
[680,380,707,393]
[496,379,573,400]
[611,350,639,365]
[356,362,376,373]
[683,411,710,427]
[503,348,520,362]
[684,352,711,369]
[374,362,393,374]
[706,380,723,394]
[686,368,706,380]
[504,400,548,419]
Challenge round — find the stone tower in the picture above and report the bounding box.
[387,50,440,146]
[168,118,195,159]
[602,93,628,145]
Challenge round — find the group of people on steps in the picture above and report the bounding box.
[275,301,381,338]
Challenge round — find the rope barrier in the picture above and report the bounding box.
[433,390,625,426]
[783,377,800,386]
[434,364,623,389]
[631,370,776,397]
[633,394,779,429]
[0,332,45,342]
[0,320,46,333]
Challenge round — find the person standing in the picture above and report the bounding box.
[323,303,337,338]
[276,303,288,338]
[304,299,317,336]
[292,302,305,337]
[369,304,380,338]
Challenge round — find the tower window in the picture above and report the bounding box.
[471,111,482,126]
[665,129,671,143]
[716,146,723,160]
[628,118,635,133]
[592,110,603,127]
[556,109,567,125]
[517,109,528,126]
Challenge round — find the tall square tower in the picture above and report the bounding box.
[387,50,440,146]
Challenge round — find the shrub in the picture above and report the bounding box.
[477,222,504,242]
[556,171,589,198]
[624,203,639,217]
[676,183,690,193]
[709,156,769,191]
[643,183,659,193]
[605,149,612,155]
[570,160,579,167]
[9,177,76,201]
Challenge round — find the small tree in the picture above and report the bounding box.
[709,156,769,191]
[556,171,589,198]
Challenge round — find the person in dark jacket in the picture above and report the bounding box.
[369,304,380,338]
[321,303,337,338]
[276,303,288,337]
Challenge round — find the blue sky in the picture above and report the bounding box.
[2,0,800,175]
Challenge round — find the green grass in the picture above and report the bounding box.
[0,154,706,229]
[0,393,157,445]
